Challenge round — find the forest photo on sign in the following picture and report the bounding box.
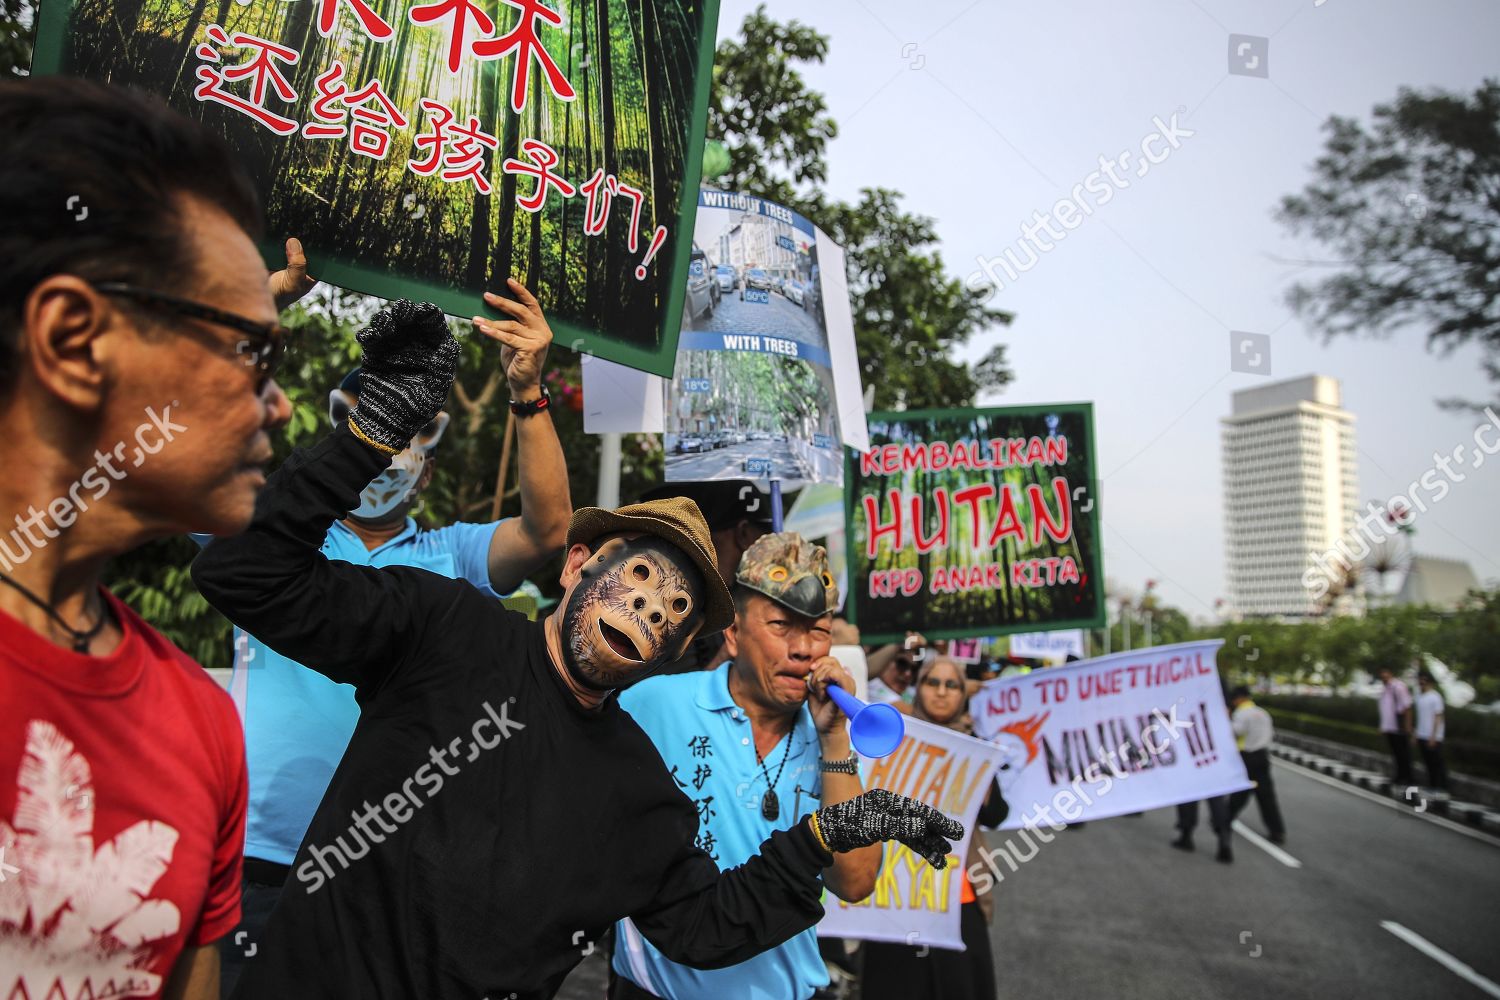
[32,0,718,374]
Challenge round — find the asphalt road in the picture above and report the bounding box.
[985,758,1500,999]
[689,287,826,344]
[556,758,1500,999]
[664,439,805,481]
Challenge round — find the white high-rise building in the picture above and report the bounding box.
[1222,375,1359,618]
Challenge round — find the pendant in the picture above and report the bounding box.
[761,789,780,822]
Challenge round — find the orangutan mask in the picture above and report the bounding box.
[562,536,705,689]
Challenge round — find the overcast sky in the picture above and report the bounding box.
[717,0,1500,619]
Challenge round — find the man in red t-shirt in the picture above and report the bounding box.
[0,78,309,998]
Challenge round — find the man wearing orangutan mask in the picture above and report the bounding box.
[207,282,571,992]
[557,535,705,689]
[192,298,966,999]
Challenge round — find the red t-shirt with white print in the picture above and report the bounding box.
[0,588,246,999]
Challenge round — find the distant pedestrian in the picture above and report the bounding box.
[1414,670,1448,791]
[1226,686,1285,844]
[1378,667,1416,785]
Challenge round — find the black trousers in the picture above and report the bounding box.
[860,901,994,1000]
[1418,739,1448,789]
[608,971,657,999]
[1228,748,1285,839]
[1387,732,1416,785]
[1175,796,1231,844]
[218,860,286,996]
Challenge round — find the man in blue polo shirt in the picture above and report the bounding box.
[217,282,571,988]
[611,532,882,999]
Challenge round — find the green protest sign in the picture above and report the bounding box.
[31,0,720,376]
[846,404,1105,643]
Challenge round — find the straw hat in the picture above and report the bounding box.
[565,498,735,634]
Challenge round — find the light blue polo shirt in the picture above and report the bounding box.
[614,663,831,1000]
[223,518,502,866]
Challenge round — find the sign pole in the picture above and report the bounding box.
[770,479,784,532]
[597,432,622,509]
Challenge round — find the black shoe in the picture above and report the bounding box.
[1170,834,1194,852]
[1216,843,1234,863]
[1269,833,1286,845]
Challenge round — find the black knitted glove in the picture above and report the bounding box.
[348,299,459,453]
[813,789,965,869]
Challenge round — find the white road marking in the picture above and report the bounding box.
[1274,757,1500,850]
[1231,820,1302,868]
[1381,921,1500,998]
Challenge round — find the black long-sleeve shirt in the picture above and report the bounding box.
[192,425,833,999]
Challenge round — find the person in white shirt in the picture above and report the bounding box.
[1414,670,1448,790]
[1226,686,1286,844]
[1378,668,1416,785]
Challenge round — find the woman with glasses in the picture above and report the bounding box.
[860,657,1008,1000]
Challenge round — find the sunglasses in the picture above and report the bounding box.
[94,282,289,381]
[920,677,964,691]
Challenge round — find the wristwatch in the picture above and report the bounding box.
[820,751,859,774]
[509,385,551,417]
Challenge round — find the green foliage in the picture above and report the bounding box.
[819,190,1014,410]
[707,4,834,204]
[675,350,832,437]
[707,8,1013,411]
[103,285,662,669]
[107,537,223,666]
[1424,587,1500,680]
[1196,594,1500,695]
[1277,79,1500,408]
[1258,694,1500,780]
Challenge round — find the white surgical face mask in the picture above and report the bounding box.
[330,389,450,519]
[353,450,426,518]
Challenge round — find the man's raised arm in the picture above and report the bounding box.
[473,279,572,593]
[192,299,461,691]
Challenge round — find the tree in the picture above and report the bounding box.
[1277,80,1500,409]
[706,4,835,206]
[819,190,1014,410]
[1426,588,1500,687]
[21,3,1017,660]
[707,8,1014,411]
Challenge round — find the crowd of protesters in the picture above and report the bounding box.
[6,74,1465,1000]
[0,77,966,1000]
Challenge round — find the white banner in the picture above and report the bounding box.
[1008,629,1085,661]
[971,641,1250,828]
[818,717,1003,952]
